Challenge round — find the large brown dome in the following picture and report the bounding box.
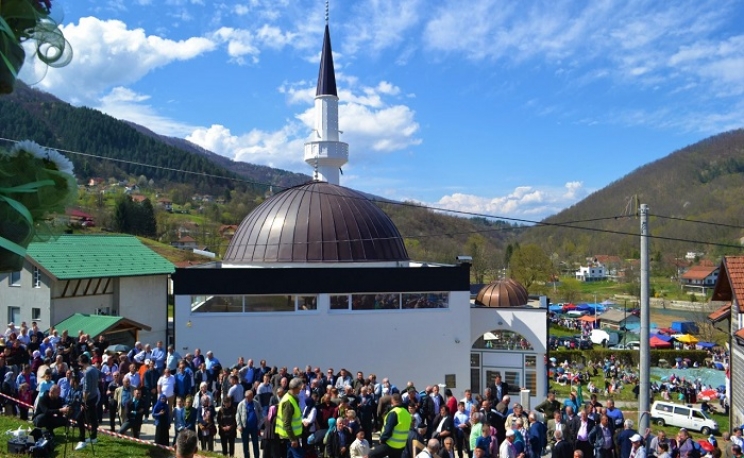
[224,182,409,263]
[475,278,529,307]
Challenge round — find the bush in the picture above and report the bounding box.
[550,349,708,367]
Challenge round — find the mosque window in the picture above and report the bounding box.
[351,294,400,310]
[472,330,535,351]
[330,295,350,310]
[298,296,317,311]
[525,372,537,393]
[402,292,449,309]
[191,295,317,313]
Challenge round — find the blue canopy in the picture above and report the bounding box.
[576,304,591,311]
[697,342,716,349]
[549,305,565,312]
[651,333,672,342]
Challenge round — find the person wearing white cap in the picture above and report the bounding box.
[500,429,524,458]
[629,434,646,458]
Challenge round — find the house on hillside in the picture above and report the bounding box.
[707,257,744,428]
[172,236,198,250]
[219,225,238,240]
[681,265,720,294]
[593,255,623,281]
[156,198,172,212]
[130,194,148,204]
[0,235,173,345]
[576,264,607,282]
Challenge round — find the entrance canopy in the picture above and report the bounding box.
[52,313,152,347]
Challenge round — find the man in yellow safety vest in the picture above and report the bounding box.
[276,377,305,458]
[369,393,412,458]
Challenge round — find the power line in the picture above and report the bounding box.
[0,136,627,228]
[652,214,744,230]
[2,137,743,250]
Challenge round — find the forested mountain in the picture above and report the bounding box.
[520,129,744,262]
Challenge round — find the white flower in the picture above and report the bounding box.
[44,148,75,176]
[10,140,47,159]
[9,140,74,176]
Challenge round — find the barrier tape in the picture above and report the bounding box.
[0,390,178,453]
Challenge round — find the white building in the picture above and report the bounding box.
[576,264,607,282]
[173,18,548,404]
[0,235,173,344]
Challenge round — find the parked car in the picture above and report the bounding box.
[650,401,719,434]
[626,341,641,350]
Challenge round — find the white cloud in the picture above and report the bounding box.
[433,182,591,220]
[212,27,260,64]
[186,123,307,169]
[423,0,739,88]
[188,76,421,170]
[342,0,423,55]
[20,17,216,103]
[97,87,199,137]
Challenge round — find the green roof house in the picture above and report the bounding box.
[0,235,174,345]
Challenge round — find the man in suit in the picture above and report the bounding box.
[565,407,580,445]
[547,411,573,449]
[573,410,595,458]
[552,430,573,458]
[490,375,509,404]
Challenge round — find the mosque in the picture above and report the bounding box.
[172,15,548,405]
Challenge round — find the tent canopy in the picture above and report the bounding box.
[650,336,672,348]
[650,333,672,342]
[674,334,699,344]
[696,341,716,349]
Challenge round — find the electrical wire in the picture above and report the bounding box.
[1,137,742,250]
[652,214,744,230]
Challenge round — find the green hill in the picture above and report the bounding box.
[520,129,744,263]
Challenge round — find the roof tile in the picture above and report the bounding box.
[27,235,174,280]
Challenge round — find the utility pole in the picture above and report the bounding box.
[639,204,650,431]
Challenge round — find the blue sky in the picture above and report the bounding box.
[20,0,744,221]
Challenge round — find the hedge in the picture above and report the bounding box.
[549,349,709,367]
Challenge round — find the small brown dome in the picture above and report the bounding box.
[475,278,528,307]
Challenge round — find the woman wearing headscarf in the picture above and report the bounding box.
[197,395,217,451]
[324,417,340,458]
[152,394,171,446]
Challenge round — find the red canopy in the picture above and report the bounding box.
[650,336,672,348]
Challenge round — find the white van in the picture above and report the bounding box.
[650,401,719,434]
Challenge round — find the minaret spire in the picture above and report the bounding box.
[304,1,348,185]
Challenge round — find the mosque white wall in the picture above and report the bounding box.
[470,307,548,407]
[174,290,472,393]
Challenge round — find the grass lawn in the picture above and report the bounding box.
[0,415,228,457]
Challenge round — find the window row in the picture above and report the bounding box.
[190,292,449,314]
[331,292,449,310]
[191,295,317,313]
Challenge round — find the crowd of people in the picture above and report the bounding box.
[1,320,743,458]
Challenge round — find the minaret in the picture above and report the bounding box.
[304,2,348,186]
